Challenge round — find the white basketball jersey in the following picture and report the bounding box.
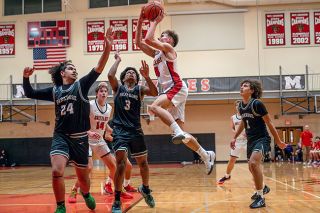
[232,114,246,141]
[89,99,112,142]
[153,51,182,91]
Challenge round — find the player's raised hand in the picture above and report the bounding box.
[23,67,34,78]
[277,140,287,150]
[114,50,121,62]
[139,60,150,78]
[154,9,164,24]
[139,6,146,21]
[104,26,114,49]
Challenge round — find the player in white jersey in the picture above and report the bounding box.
[68,82,136,203]
[218,100,247,184]
[135,7,215,175]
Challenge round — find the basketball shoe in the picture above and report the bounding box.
[249,195,266,208]
[203,151,215,175]
[104,182,113,194]
[68,188,77,203]
[81,192,96,210]
[251,185,270,200]
[138,185,155,208]
[121,191,133,199]
[124,184,137,192]
[111,200,122,213]
[54,204,66,213]
[218,175,231,184]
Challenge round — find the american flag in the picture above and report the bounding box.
[33,47,67,70]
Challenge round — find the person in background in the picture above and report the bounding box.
[300,125,313,165]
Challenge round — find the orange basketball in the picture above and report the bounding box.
[143,1,164,21]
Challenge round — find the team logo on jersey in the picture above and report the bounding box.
[94,115,109,121]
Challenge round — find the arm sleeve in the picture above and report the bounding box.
[23,77,54,102]
[254,100,268,116]
[79,68,101,97]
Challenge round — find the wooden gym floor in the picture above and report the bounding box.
[0,162,319,213]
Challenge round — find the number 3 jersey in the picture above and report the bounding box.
[238,98,269,142]
[89,99,112,145]
[112,85,142,129]
[53,81,90,134]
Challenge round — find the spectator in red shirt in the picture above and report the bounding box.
[300,125,313,165]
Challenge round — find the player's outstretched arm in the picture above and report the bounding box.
[263,114,287,149]
[139,60,158,97]
[230,116,236,134]
[108,50,121,93]
[23,67,54,101]
[136,7,156,58]
[144,12,172,53]
[95,27,114,73]
[230,120,244,149]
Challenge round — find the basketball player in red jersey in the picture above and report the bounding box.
[135,8,215,175]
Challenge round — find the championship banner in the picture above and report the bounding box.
[110,19,128,51]
[314,12,320,44]
[87,20,105,52]
[0,24,15,55]
[290,12,310,45]
[265,13,285,46]
[132,19,150,51]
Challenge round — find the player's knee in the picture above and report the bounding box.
[117,159,127,170]
[248,160,259,170]
[52,169,63,178]
[149,104,158,114]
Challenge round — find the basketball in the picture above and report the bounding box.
[143,1,164,21]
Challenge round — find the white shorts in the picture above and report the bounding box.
[164,81,188,122]
[89,139,111,158]
[230,139,247,158]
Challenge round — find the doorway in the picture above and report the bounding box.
[275,126,303,161]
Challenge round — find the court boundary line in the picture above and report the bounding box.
[238,164,320,199]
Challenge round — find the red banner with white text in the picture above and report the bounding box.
[110,19,128,51]
[132,19,150,51]
[265,13,285,46]
[87,20,105,52]
[0,24,15,55]
[314,12,320,44]
[290,12,310,45]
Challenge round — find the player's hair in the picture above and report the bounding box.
[120,67,140,85]
[162,30,179,47]
[240,79,263,99]
[95,82,109,94]
[49,60,72,86]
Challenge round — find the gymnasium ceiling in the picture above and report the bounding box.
[166,0,320,6]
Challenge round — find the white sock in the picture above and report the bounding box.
[225,174,230,178]
[123,179,130,187]
[196,147,208,161]
[256,189,264,197]
[106,176,112,184]
[170,122,184,136]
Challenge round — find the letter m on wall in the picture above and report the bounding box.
[283,75,305,90]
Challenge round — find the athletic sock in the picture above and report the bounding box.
[170,122,184,136]
[123,179,130,187]
[196,147,208,161]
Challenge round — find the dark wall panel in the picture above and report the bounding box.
[0,133,215,165]
[0,138,51,165]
